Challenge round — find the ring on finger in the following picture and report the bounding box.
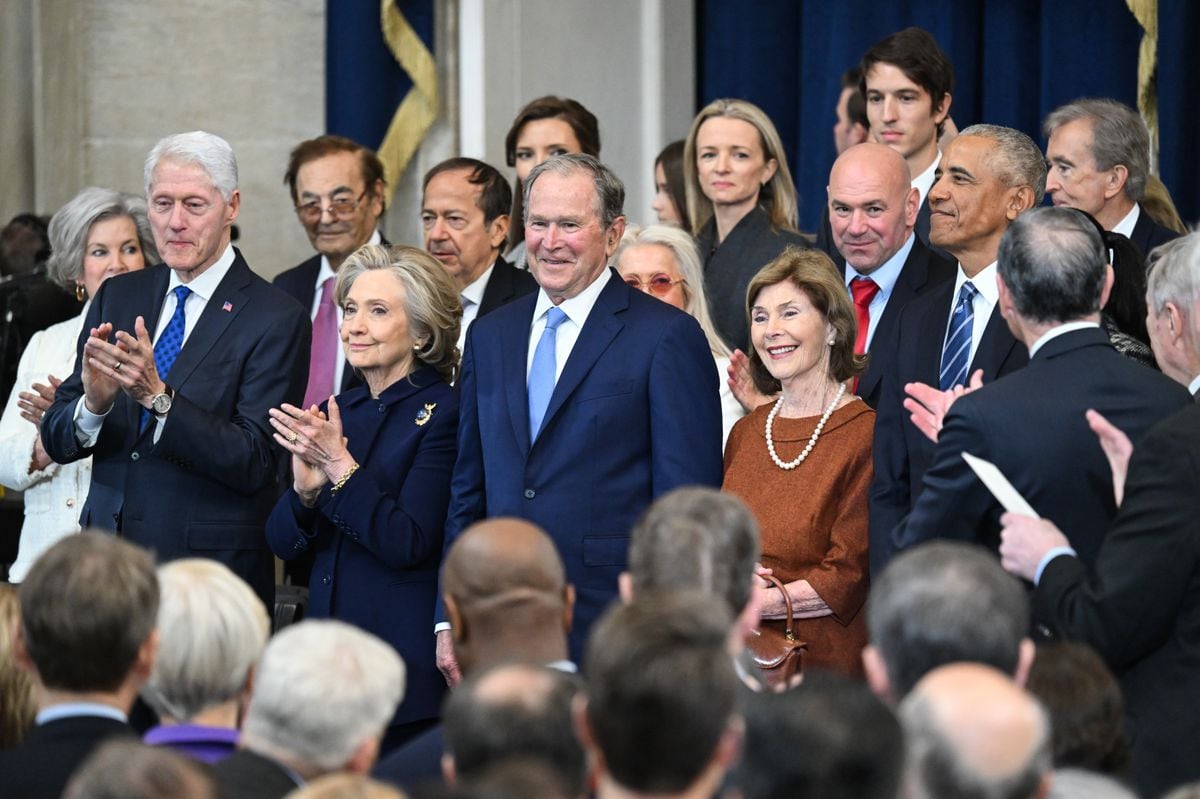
[113,361,123,372]
[287,431,298,443]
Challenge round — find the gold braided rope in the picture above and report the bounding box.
[377,0,439,202]
[1125,0,1158,168]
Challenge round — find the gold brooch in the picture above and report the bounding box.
[415,403,436,426]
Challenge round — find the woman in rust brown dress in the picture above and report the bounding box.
[723,247,873,676]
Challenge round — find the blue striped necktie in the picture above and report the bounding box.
[528,307,568,440]
[939,281,978,390]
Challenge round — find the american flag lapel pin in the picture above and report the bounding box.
[222,301,233,312]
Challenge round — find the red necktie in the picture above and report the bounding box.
[303,276,338,409]
[850,277,879,394]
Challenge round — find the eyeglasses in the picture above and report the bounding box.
[623,273,686,296]
[294,191,370,223]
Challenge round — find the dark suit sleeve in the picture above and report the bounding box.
[868,372,911,575]
[648,313,723,492]
[891,397,994,553]
[41,285,108,464]
[151,301,310,495]
[1036,422,1200,670]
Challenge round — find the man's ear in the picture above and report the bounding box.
[1014,637,1036,687]
[617,572,634,603]
[441,753,457,785]
[345,735,380,774]
[13,623,36,676]
[488,214,511,250]
[1103,165,1129,201]
[134,628,160,682]
[562,583,576,635]
[862,645,893,703]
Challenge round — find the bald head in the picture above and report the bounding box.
[828,142,919,274]
[901,663,1051,799]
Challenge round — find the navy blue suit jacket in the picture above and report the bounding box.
[41,253,311,605]
[1129,205,1181,259]
[891,327,1190,564]
[266,366,457,725]
[868,276,1028,576]
[0,715,134,799]
[443,270,724,658]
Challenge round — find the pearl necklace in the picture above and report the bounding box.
[765,383,846,470]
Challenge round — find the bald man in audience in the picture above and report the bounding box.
[375,517,574,789]
[901,663,1052,799]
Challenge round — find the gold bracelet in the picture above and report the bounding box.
[330,463,360,494]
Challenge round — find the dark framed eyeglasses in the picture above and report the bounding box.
[294,190,370,223]
[623,273,686,296]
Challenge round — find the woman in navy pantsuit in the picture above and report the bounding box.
[266,244,461,750]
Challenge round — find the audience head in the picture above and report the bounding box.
[997,207,1110,340]
[859,27,954,164]
[834,67,870,155]
[684,98,799,235]
[142,558,269,724]
[523,153,625,303]
[336,243,462,385]
[286,773,408,799]
[1026,641,1129,776]
[441,662,586,797]
[0,584,35,748]
[240,620,404,777]
[1047,769,1139,799]
[1145,232,1200,385]
[623,487,759,646]
[928,124,1045,270]
[144,131,241,277]
[284,134,387,271]
[900,663,1052,799]
[16,532,159,700]
[441,517,572,673]
[731,670,904,799]
[581,593,739,797]
[0,213,51,277]
[63,740,218,799]
[1043,99,1150,225]
[614,224,730,357]
[746,246,866,394]
[46,187,157,300]
[827,142,918,275]
[504,96,601,253]
[421,157,512,289]
[652,140,689,230]
[864,541,1034,702]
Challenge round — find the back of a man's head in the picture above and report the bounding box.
[626,487,760,620]
[240,620,404,775]
[901,664,1052,799]
[18,532,159,694]
[866,542,1031,700]
[442,662,586,796]
[732,670,904,799]
[583,592,737,796]
[998,207,1108,326]
[64,740,217,799]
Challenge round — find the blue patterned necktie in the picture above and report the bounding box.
[528,307,568,440]
[939,281,978,390]
[142,285,191,430]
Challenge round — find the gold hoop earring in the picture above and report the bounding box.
[75,284,86,302]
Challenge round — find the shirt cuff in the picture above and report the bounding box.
[1034,546,1077,585]
[72,397,108,447]
[434,622,451,635]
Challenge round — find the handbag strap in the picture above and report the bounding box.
[762,574,796,641]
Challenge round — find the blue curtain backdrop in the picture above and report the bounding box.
[326,0,435,149]
[698,0,1197,234]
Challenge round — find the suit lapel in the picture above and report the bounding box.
[970,305,1021,380]
[915,279,954,385]
[478,257,513,317]
[163,256,251,389]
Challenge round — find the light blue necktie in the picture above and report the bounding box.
[142,285,191,430]
[528,307,568,439]
[939,281,978,390]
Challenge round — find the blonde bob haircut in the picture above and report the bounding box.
[683,98,800,236]
[336,244,463,385]
[745,247,866,393]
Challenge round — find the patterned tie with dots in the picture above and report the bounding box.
[142,285,191,431]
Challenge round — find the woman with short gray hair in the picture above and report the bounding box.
[0,187,156,581]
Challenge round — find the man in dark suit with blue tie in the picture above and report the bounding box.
[436,154,723,679]
[41,131,311,606]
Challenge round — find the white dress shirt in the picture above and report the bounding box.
[526,269,613,381]
[1028,321,1101,358]
[1111,203,1140,240]
[457,261,496,355]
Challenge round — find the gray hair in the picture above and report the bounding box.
[523,153,625,231]
[46,187,159,290]
[1044,99,1150,202]
[959,124,1048,205]
[142,559,269,722]
[628,487,759,618]
[337,244,463,384]
[615,225,731,358]
[868,542,1029,699]
[241,620,404,773]
[63,740,218,799]
[144,131,238,201]
[998,207,1107,325]
[1146,232,1200,319]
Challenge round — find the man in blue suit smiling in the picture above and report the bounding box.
[437,154,723,680]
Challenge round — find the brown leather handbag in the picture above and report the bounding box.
[746,574,806,690]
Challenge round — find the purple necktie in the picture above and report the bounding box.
[303,276,338,408]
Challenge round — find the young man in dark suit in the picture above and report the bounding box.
[0,533,158,799]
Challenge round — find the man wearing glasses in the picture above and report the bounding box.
[276,135,388,404]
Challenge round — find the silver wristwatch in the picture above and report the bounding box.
[150,388,173,416]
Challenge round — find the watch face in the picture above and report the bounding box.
[152,394,172,414]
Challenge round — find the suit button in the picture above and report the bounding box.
[322,576,331,585]
[378,404,385,413]
[131,452,140,461]
[66,498,75,507]
[523,488,536,499]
